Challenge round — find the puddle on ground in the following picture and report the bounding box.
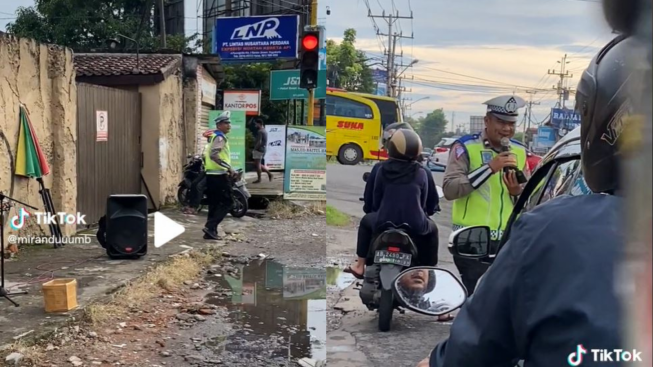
[203,260,326,365]
[327,267,356,290]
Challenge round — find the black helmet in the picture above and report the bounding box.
[382,122,414,147]
[386,128,423,161]
[576,35,643,193]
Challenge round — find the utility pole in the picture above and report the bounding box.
[159,0,167,48]
[368,10,414,97]
[524,90,540,146]
[451,111,455,132]
[305,0,318,126]
[548,54,573,108]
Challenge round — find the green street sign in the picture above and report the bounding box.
[269,69,326,101]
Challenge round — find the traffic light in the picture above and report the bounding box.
[299,31,320,89]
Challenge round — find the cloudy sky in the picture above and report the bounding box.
[320,0,614,132]
[2,0,615,132]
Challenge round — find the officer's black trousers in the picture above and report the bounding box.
[204,174,233,234]
[453,240,499,295]
[357,212,439,266]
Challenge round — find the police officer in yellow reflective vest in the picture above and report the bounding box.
[202,113,236,240]
[442,95,530,294]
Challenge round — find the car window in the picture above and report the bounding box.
[326,95,374,119]
[537,159,582,206]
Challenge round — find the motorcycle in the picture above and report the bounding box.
[359,171,446,331]
[177,155,251,218]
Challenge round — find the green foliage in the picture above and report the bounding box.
[220,63,290,126]
[326,29,374,93]
[415,109,450,148]
[5,0,199,53]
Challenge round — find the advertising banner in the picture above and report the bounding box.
[283,126,327,201]
[283,267,327,300]
[265,260,284,290]
[269,70,327,100]
[241,283,257,305]
[213,15,299,61]
[264,125,286,170]
[223,90,261,116]
[208,110,246,171]
[534,126,557,151]
[371,69,388,84]
[550,108,581,131]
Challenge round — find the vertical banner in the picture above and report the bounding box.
[96,111,108,141]
[283,126,326,200]
[208,110,246,171]
[264,125,286,170]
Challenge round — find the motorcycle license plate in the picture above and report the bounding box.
[374,250,411,267]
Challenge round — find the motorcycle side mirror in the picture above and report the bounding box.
[187,154,193,158]
[362,172,370,182]
[391,267,467,316]
[447,226,491,258]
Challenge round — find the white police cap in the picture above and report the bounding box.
[483,95,527,122]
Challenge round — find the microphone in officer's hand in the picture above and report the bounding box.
[499,137,528,184]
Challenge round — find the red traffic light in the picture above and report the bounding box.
[302,35,319,51]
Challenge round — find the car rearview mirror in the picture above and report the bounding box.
[448,226,491,258]
[392,267,467,316]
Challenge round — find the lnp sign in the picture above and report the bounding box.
[223,90,261,115]
[213,15,299,61]
[550,108,581,131]
[269,70,326,100]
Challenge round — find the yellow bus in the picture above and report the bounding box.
[324,88,403,165]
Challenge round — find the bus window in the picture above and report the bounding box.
[326,95,374,119]
[366,99,399,128]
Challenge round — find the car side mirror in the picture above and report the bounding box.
[391,267,468,316]
[448,226,491,258]
[362,172,370,182]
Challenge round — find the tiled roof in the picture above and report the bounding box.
[74,54,181,77]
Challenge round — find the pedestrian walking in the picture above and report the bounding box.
[202,113,236,240]
[252,118,273,183]
[442,95,529,295]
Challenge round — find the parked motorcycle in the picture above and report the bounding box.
[358,172,446,331]
[177,154,250,218]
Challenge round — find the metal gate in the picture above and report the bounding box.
[76,83,142,226]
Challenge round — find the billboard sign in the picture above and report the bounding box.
[534,126,557,151]
[213,15,299,61]
[223,90,261,116]
[550,108,581,131]
[269,70,326,100]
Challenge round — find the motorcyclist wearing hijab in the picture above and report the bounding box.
[346,130,441,291]
[418,31,642,367]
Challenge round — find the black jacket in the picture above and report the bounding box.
[363,162,440,216]
[430,194,623,367]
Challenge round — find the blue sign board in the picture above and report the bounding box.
[371,69,388,84]
[213,15,299,61]
[534,126,556,150]
[375,82,387,96]
[550,108,581,131]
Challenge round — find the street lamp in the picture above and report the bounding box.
[108,33,141,72]
[407,96,429,108]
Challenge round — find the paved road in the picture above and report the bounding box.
[326,163,459,367]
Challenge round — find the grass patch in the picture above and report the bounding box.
[83,247,221,325]
[326,205,350,226]
[267,200,326,219]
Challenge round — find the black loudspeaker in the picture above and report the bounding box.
[105,194,148,259]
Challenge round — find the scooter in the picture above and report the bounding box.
[358,171,446,332]
[178,163,251,218]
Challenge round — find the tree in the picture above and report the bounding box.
[416,109,449,149]
[326,29,374,93]
[6,0,199,53]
